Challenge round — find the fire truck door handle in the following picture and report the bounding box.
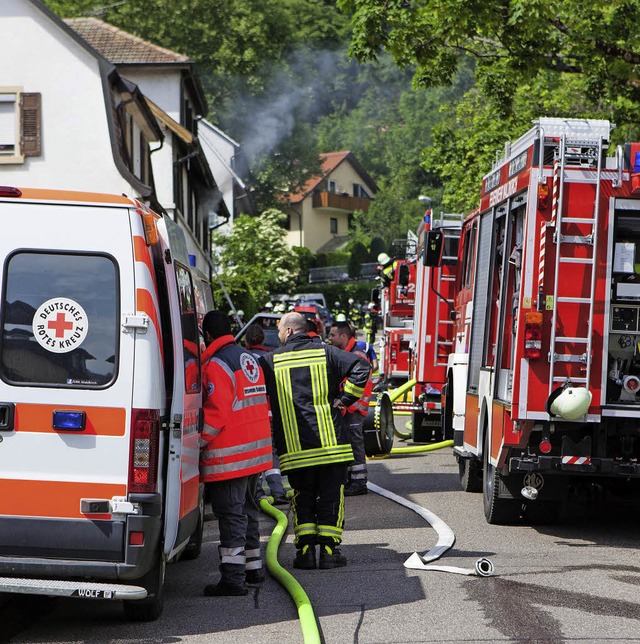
[0,403,14,432]
[613,145,624,188]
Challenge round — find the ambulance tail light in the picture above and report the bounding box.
[0,186,22,197]
[524,311,543,359]
[128,409,160,494]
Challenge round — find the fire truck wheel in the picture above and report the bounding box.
[123,551,166,622]
[482,434,521,525]
[459,456,482,493]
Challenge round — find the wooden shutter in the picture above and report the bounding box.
[20,93,41,157]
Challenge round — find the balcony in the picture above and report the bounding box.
[312,191,372,213]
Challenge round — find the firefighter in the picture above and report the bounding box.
[363,304,377,345]
[260,312,370,569]
[348,297,362,328]
[377,252,395,287]
[327,321,373,495]
[200,311,273,596]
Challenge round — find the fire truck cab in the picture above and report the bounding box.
[0,187,209,619]
[432,118,640,524]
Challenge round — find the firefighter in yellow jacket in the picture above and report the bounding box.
[260,312,370,570]
[200,311,272,596]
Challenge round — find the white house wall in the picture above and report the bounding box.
[0,0,131,196]
[119,68,182,122]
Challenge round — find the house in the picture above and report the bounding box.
[0,0,162,210]
[285,151,377,253]
[65,16,225,275]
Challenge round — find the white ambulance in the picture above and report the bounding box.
[0,186,209,621]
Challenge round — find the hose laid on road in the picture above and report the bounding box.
[367,482,494,577]
[390,439,453,455]
[259,498,321,644]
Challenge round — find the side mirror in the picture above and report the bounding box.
[398,264,410,287]
[423,230,443,267]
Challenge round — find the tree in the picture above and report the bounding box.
[210,209,300,315]
[338,0,640,126]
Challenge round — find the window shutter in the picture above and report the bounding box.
[20,93,41,157]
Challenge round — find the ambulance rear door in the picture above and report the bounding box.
[0,197,135,563]
[157,216,202,559]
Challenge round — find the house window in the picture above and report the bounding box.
[353,183,369,198]
[0,89,41,163]
[327,179,337,193]
[330,218,338,234]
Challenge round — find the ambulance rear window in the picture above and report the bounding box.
[0,252,118,388]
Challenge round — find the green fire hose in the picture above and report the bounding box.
[259,498,321,644]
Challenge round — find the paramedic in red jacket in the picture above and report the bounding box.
[200,311,272,597]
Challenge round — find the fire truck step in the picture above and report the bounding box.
[556,296,591,303]
[0,577,147,600]
[562,217,596,224]
[551,354,587,363]
[558,257,595,264]
[555,336,589,343]
[558,235,593,245]
[552,376,587,383]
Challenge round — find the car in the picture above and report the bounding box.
[235,313,282,351]
[292,292,327,309]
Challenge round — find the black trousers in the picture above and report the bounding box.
[287,462,348,548]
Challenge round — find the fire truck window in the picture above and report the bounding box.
[175,265,201,394]
[0,252,118,388]
[462,222,477,289]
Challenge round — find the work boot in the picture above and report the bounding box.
[318,544,347,569]
[293,544,317,569]
[245,568,265,585]
[344,481,368,496]
[203,581,248,596]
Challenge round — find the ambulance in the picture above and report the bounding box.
[0,187,208,620]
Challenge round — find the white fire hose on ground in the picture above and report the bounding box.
[367,482,495,577]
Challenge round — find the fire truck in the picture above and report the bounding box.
[426,118,640,524]
[377,245,416,386]
[410,213,462,441]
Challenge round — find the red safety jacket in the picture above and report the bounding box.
[200,334,272,482]
[344,337,373,416]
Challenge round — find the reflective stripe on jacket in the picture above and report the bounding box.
[201,334,272,482]
[261,333,370,472]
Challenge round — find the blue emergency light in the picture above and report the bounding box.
[52,410,86,431]
[634,151,640,173]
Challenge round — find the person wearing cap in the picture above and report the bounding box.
[200,311,272,596]
[260,312,370,569]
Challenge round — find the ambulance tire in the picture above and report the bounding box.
[123,552,166,622]
[482,434,521,525]
[459,456,482,493]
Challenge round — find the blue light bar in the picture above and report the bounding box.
[52,410,86,431]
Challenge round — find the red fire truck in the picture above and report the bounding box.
[410,214,462,441]
[427,118,640,524]
[378,251,416,386]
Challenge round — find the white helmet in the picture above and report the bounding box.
[549,387,592,420]
[348,298,354,304]
[335,301,340,307]
[336,313,347,322]
[265,301,273,309]
[237,310,244,318]
[378,252,391,265]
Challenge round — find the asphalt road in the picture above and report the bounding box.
[2,445,640,643]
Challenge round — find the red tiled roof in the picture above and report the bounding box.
[289,151,351,204]
[65,17,190,64]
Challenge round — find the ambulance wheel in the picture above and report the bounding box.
[459,456,482,493]
[482,434,521,525]
[124,552,166,622]
[182,500,204,561]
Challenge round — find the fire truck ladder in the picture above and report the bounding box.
[547,134,605,394]
[433,242,457,367]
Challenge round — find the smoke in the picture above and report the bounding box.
[225,47,358,162]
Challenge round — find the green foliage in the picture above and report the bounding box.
[210,209,301,316]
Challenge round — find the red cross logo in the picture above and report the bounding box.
[245,360,256,376]
[47,312,73,338]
